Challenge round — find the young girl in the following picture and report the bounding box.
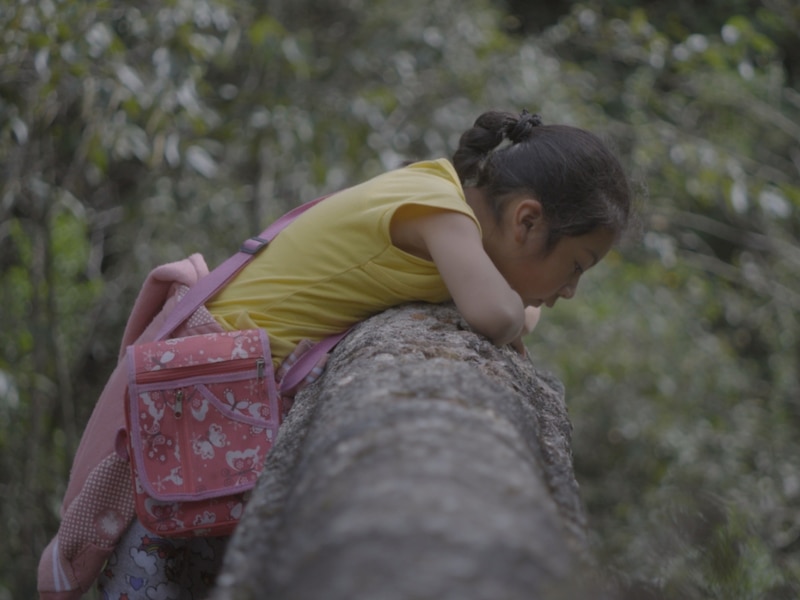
[39,109,632,599]
[206,109,629,362]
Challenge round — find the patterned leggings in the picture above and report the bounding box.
[97,519,228,600]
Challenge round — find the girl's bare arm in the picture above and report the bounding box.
[410,210,526,347]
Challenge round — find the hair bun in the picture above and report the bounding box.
[507,110,543,144]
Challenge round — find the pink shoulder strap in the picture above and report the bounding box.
[155,196,327,340]
[278,331,347,396]
[153,194,349,391]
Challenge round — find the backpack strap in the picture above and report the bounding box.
[155,195,329,341]
[278,330,349,397]
[155,193,355,392]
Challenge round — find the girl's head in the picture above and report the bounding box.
[451,110,632,307]
[452,110,632,252]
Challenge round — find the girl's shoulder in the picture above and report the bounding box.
[321,158,465,219]
[394,158,460,187]
[371,158,464,204]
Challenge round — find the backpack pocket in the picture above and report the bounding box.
[125,328,277,537]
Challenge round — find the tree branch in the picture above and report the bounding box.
[211,303,603,600]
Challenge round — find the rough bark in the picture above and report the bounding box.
[211,303,598,600]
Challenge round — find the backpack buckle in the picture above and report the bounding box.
[240,236,270,255]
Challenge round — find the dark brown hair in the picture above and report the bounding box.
[452,110,632,251]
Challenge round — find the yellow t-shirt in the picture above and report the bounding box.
[206,158,480,365]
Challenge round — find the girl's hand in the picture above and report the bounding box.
[406,210,527,347]
[509,306,541,355]
[523,305,541,334]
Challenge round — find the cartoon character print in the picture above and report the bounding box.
[222,386,251,415]
[243,374,271,420]
[190,395,209,421]
[246,400,271,421]
[143,346,177,372]
[192,510,217,528]
[151,466,184,493]
[143,498,185,534]
[127,329,272,540]
[191,423,227,459]
[138,533,177,562]
[98,549,126,598]
[226,498,245,523]
[140,422,174,464]
[98,520,228,599]
[230,334,251,359]
[141,390,166,422]
[224,447,261,487]
[231,329,267,359]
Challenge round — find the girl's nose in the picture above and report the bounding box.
[559,283,576,300]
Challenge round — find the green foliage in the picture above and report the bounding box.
[525,3,800,597]
[0,0,519,596]
[1,0,797,598]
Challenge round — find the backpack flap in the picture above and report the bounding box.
[125,329,278,503]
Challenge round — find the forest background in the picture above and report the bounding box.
[1,0,798,598]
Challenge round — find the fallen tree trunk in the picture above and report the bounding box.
[211,303,600,600]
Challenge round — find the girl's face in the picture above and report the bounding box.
[484,198,616,308]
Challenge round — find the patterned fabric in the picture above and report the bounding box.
[40,452,136,598]
[97,337,330,598]
[173,293,220,338]
[126,329,278,537]
[97,519,227,600]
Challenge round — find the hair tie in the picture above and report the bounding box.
[507,109,543,144]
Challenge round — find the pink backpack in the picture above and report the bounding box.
[124,328,277,538]
[38,195,346,599]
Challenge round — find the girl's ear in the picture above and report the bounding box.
[512,198,545,243]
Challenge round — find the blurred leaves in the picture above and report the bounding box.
[525,3,800,597]
[0,0,798,598]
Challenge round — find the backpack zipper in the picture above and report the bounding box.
[135,356,264,384]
